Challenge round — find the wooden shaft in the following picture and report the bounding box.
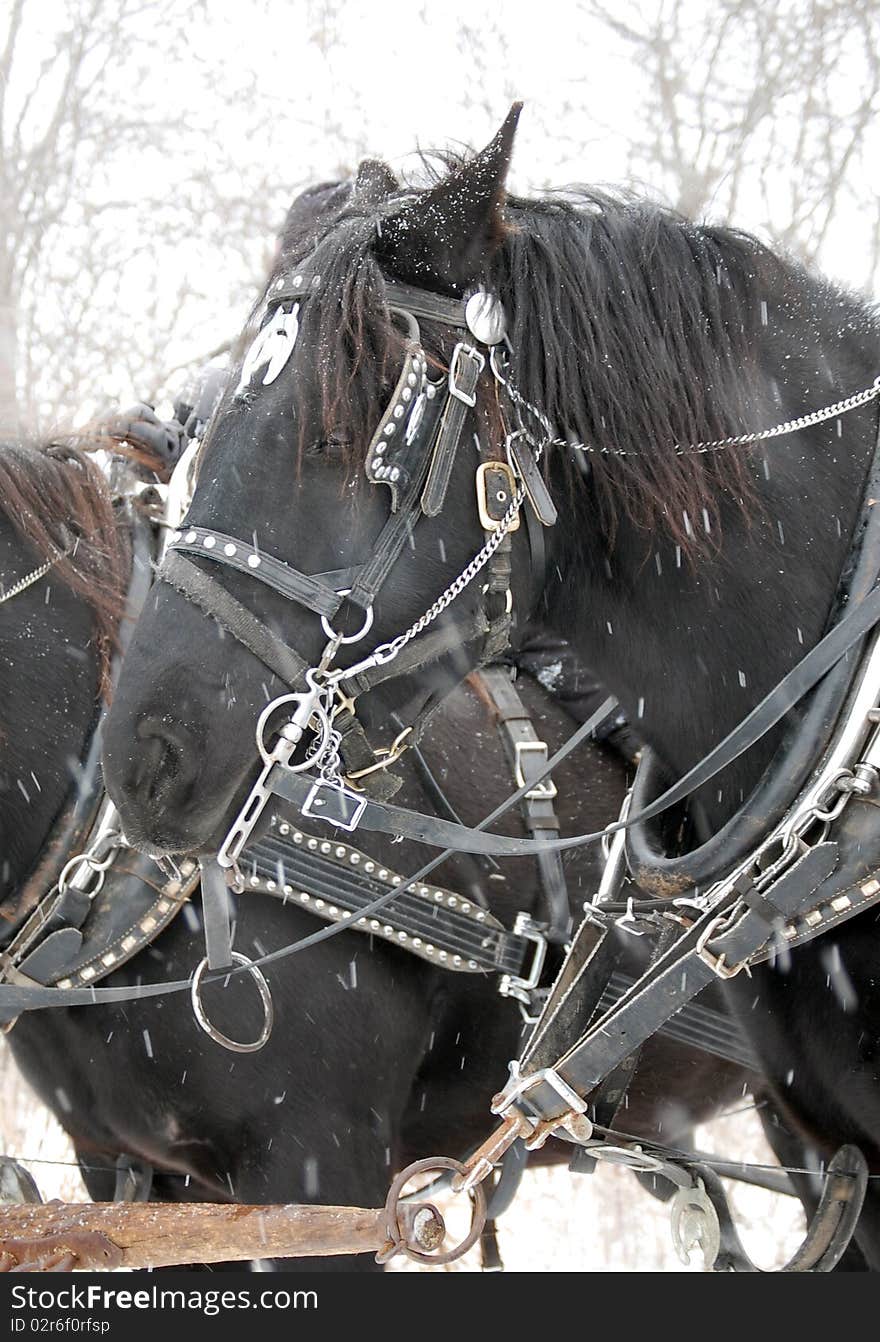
[0,1201,391,1270]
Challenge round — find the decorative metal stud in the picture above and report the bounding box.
[831,894,853,912]
[465,289,508,345]
[247,554,261,568]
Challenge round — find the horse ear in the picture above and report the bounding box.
[376,102,522,294]
[354,159,399,205]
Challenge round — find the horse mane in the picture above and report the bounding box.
[0,437,131,693]
[267,168,877,551]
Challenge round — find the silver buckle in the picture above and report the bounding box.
[301,780,367,833]
[491,1059,589,1120]
[514,740,558,800]
[498,913,548,1009]
[448,342,485,406]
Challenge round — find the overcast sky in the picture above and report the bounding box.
[14,1,879,419]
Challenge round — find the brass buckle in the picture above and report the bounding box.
[476,460,521,533]
[344,725,413,783]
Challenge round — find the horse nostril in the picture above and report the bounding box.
[134,717,197,805]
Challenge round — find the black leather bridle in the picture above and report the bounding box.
[159,267,549,873]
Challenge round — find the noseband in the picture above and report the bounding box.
[160,267,553,876]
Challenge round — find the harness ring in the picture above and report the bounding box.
[380,1156,487,1265]
[190,952,274,1053]
[320,588,374,645]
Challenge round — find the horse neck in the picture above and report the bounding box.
[543,407,879,833]
[0,526,101,904]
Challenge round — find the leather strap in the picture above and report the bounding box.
[504,843,838,1124]
[348,470,428,610]
[161,553,308,688]
[274,579,880,859]
[480,668,570,942]
[200,858,234,972]
[421,345,484,516]
[384,282,469,328]
[168,527,343,620]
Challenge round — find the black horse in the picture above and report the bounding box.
[101,108,880,1267]
[0,438,752,1270]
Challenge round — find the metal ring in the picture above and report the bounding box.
[190,952,274,1053]
[320,589,374,645]
[381,1156,487,1266]
[256,690,330,768]
[585,1143,668,1174]
[57,853,107,898]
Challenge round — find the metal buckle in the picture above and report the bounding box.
[475,460,521,533]
[695,911,750,980]
[301,780,368,833]
[490,1059,589,1121]
[448,342,485,406]
[498,913,548,1009]
[513,740,557,800]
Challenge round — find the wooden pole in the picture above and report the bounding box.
[0,1200,414,1270]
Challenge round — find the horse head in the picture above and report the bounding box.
[103,107,542,856]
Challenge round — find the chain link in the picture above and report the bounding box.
[558,374,880,457]
[365,483,527,667]
[0,555,61,607]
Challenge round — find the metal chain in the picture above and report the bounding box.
[562,376,880,457]
[0,556,59,607]
[492,343,880,458]
[377,488,524,659]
